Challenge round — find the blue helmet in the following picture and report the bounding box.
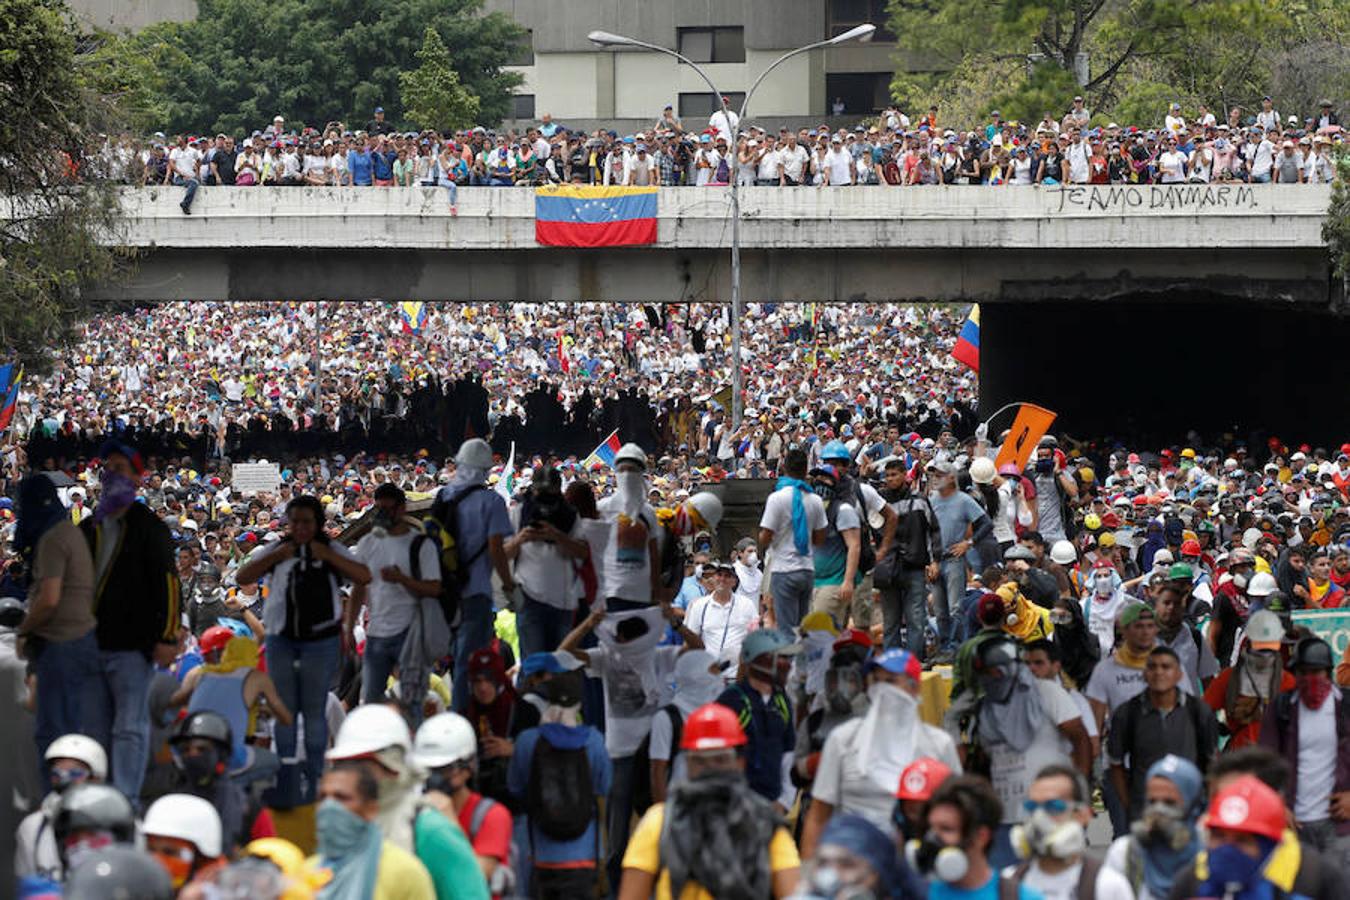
[822,440,851,462]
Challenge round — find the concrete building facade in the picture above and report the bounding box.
[483,0,914,131]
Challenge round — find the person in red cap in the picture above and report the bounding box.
[801,649,961,857]
[619,702,800,899]
[893,757,953,841]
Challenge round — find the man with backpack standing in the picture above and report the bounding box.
[350,483,443,727]
[507,670,612,899]
[808,464,865,632]
[413,712,515,897]
[717,629,799,807]
[816,440,897,632]
[877,457,942,656]
[1258,636,1350,872]
[759,449,828,631]
[433,438,518,713]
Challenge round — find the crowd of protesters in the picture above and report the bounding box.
[7,303,1350,899]
[101,96,1344,213]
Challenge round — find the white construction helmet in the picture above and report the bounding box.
[1246,571,1277,597]
[614,443,648,470]
[686,492,723,530]
[969,457,996,485]
[143,794,223,858]
[455,438,494,470]
[327,704,412,761]
[412,712,477,770]
[45,734,108,781]
[1049,540,1077,566]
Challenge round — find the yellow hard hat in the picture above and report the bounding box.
[801,610,839,636]
[1181,448,1196,459]
[1084,513,1102,531]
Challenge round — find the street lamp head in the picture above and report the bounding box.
[829,23,876,44]
[588,30,632,47]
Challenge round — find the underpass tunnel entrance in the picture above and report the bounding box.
[979,297,1350,448]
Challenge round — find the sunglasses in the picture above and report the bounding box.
[1023,798,1075,814]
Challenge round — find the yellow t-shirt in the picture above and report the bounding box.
[310,842,435,900]
[621,803,799,900]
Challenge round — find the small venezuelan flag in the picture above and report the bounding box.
[0,365,20,434]
[582,429,623,469]
[951,305,980,372]
[535,185,658,247]
[399,302,427,334]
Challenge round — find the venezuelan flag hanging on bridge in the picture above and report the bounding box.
[535,185,658,248]
[399,302,427,334]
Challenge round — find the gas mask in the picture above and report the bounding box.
[1035,458,1054,475]
[824,665,863,714]
[1049,608,1074,627]
[905,833,969,883]
[174,745,222,788]
[815,479,838,501]
[979,666,1018,704]
[1130,802,1192,849]
[1232,570,1250,591]
[1094,574,1114,596]
[1011,807,1086,860]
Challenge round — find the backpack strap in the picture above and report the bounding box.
[410,533,426,582]
[665,705,684,760]
[1076,853,1103,900]
[467,795,497,841]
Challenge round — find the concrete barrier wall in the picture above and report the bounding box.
[116,183,1331,252]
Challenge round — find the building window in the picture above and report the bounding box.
[677,27,745,64]
[508,29,534,66]
[678,92,746,119]
[825,73,891,115]
[828,0,896,42]
[511,94,535,119]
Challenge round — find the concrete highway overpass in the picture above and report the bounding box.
[103,184,1334,306]
[99,184,1343,442]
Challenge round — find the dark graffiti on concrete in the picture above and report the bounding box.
[1054,184,1258,213]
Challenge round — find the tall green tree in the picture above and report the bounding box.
[142,0,523,135]
[0,0,133,369]
[888,0,1287,122]
[400,26,480,132]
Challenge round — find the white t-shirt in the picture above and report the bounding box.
[824,148,854,184]
[756,148,781,180]
[1294,694,1338,821]
[169,146,201,180]
[760,486,828,573]
[353,530,440,638]
[709,109,740,142]
[1158,150,1187,183]
[1251,139,1275,178]
[989,678,1081,823]
[1067,688,1100,743]
[585,644,681,757]
[684,592,758,667]
[779,145,809,182]
[510,513,583,610]
[813,716,963,832]
[253,539,360,637]
[595,496,658,604]
[694,148,721,186]
[1066,142,1091,183]
[1009,858,1136,900]
[647,706,688,789]
[1104,837,1158,900]
[1085,655,1195,724]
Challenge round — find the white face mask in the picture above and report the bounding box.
[615,470,646,517]
[744,551,758,566]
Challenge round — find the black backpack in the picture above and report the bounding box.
[630,705,685,814]
[847,482,878,574]
[419,485,488,628]
[282,542,341,642]
[895,496,936,568]
[526,731,595,841]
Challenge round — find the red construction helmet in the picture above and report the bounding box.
[680,703,748,752]
[199,625,234,656]
[896,757,953,801]
[1180,539,1202,558]
[1203,774,1286,842]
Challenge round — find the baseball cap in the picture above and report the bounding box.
[741,629,801,662]
[1119,602,1154,627]
[519,651,584,678]
[833,627,872,654]
[864,648,922,680]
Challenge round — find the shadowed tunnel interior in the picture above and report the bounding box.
[979,297,1350,448]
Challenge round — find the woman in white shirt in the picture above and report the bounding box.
[1008,146,1035,184]
[328,144,350,186]
[303,144,329,185]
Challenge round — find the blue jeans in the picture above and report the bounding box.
[361,629,408,705]
[172,174,198,210]
[82,648,153,803]
[264,634,340,808]
[930,557,968,650]
[453,593,495,713]
[34,630,100,785]
[880,568,929,657]
[1251,172,1271,183]
[516,597,575,661]
[770,568,814,632]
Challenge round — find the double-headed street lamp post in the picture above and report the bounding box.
[589,24,875,428]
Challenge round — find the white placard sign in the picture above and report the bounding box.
[231,462,281,494]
